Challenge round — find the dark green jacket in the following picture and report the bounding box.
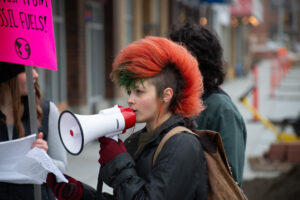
[196,89,247,186]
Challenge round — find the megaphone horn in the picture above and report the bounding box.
[58,105,136,155]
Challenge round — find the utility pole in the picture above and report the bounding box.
[291,0,298,51]
[273,0,284,44]
[25,66,41,200]
[277,0,284,43]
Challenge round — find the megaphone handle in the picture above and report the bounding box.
[96,170,103,199]
[110,135,118,142]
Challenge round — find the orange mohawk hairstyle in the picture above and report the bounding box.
[111,36,204,117]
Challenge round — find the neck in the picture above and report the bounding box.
[146,111,173,132]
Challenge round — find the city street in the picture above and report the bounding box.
[1,0,299,199]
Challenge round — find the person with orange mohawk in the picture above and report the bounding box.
[46,36,208,200]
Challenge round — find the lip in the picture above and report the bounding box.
[129,107,136,111]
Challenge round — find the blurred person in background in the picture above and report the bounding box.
[169,22,247,186]
[0,62,67,200]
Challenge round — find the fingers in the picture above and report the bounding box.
[31,132,48,152]
[98,137,111,143]
[99,137,120,145]
[37,132,43,139]
[46,173,57,188]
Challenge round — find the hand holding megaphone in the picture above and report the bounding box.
[58,105,136,155]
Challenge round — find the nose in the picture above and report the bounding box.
[127,94,135,106]
[32,69,39,79]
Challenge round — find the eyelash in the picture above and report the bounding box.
[127,89,143,96]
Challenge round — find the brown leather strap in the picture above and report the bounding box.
[153,126,193,166]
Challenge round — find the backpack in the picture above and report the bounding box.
[153,126,248,200]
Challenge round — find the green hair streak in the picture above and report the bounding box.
[117,68,144,90]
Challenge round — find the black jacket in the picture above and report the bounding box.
[82,115,207,200]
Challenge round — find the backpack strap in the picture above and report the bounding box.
[152,126,232,174]
[153,126,193,166]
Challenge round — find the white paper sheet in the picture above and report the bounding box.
[0,134,39,184]
[16,147,68,183]
[0,135,68,184]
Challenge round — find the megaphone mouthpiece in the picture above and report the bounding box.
[119,107,136,132]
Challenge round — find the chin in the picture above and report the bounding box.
[135,119,144,123]
[135,116,146,124]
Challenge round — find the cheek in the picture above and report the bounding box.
[17,73,26,83]
[17,74,26,88]
[140,99,157,112]
[18,79,27,95]
[138,96,159,119]
[17,73,28,95]
[18,84,27,96]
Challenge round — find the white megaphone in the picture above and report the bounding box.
[58,105,136,155]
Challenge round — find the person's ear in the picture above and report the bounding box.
[162,88,173,104]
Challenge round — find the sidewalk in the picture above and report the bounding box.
[65,59,300,192]
[222,59,300,180]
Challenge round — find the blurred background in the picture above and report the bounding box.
[38,0,300,199]
[40,0,300,114]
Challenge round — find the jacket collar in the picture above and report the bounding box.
[125,114,186,159]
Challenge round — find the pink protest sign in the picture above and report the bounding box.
[0,0,57,71]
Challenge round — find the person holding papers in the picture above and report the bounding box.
[0,62,67,200]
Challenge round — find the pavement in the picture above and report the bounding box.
[65,59,300,193]
[223,59,300,180]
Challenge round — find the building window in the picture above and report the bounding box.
[125,0,133,45]
[39,0,67,103]
[153,0,161,35]
[86,1,105,104]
